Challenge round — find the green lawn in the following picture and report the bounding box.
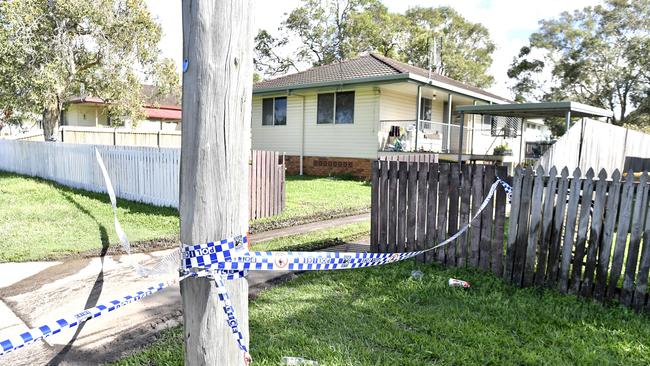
[0,172,370,262]
[0,172,179,262]
[111,261,650,366]
[252,221,369,252]
[251,175,371,232]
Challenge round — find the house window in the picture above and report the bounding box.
[317,91,355,124]
[262,97,287,126]
[420,97,432,121]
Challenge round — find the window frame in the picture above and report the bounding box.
[317,91,355,125]
[419,97,433,122]
[261,96,287,126]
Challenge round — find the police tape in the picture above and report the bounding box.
[0,150,512,362]
[0,279,177,356]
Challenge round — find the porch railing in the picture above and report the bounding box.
[378,119,471,154]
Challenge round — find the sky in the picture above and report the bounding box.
[145,0,600,98]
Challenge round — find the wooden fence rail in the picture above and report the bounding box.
[0,140,284,220]
[508,166,650,311]
[371,162,508,271]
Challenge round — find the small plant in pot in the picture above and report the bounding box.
[493,144,512,156]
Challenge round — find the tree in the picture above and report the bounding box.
[401,6,495,88]
[254,0,381,75]
[180,0,252,365]
[254,1,496,89]
[508,0,650,129]
[0,0,179,140]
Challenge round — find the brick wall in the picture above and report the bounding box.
[284,155,373,179]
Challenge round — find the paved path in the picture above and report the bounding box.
[0,214,370,366]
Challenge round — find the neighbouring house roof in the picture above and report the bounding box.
[253,53,511,103]
[67,85,181,121]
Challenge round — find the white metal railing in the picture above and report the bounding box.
[378,119,471,153]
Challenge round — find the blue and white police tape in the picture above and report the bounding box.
[0,279,178,356]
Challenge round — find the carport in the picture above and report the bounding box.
[455,101,614,166]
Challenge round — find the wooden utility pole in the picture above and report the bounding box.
[180,1,253,365]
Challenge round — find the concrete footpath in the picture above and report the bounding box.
[0,214,369,366]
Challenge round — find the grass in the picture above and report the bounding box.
[0,172,179,262]
[251,221,369,252]
[251,175,371,232]
[0,172,370,262]
[111,261,650,366]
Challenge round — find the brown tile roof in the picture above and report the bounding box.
[253,54,402,90]
[253,53,510,102]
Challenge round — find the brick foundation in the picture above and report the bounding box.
[284,155,373,179]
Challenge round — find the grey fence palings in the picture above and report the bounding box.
[436,164,450,263]
[416,166,428,262]
[608,171,635,300]
[595,170,622,300]
[470,165,484,268]
[621,172,649,305]
[424,164,439,263]
[458,165,472,268]
[570,168,595,294]
[479,166,495,271]
[448,164,460,266]
[536,166,558,285]
[524,166,545,287]
[558,168,582,293]
[581,169,608,297]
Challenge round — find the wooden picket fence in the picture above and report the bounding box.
[371,161,508,270]
[508,166,650,311]
[0,140,285,220]
[249,150,285,219]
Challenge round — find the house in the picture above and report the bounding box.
[62,85,181,131]
[251,53,550,178]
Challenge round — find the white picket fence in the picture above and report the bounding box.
[0,139,180,207]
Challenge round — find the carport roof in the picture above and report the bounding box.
[455,101,613,118]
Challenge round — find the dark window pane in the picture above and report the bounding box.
[262,98,274,125]
[420,97,432,121]
[335,91,354,124]
[274,97,287,125]
[317,93,334,124]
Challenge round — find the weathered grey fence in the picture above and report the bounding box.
[371,161,508,271]
[0,140,285,220]
[249,150,286,220]
[508,166,650,311]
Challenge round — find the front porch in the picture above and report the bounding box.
[376,83,484,156]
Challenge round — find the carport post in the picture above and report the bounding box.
[415,85,422,151]
[565,110,571,132]
[458,111,464,170]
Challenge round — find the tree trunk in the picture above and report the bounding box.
[42,98,60,141]
[180,1,253,366]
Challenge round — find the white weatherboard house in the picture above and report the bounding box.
[251,53,550,178]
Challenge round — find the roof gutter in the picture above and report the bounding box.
[252,73,410,95]
[406,73,507,105]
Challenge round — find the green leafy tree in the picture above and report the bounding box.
[508,0,650,131]
[254,0,381,75]
[401,6,495,88]
[254,0,496,88]
[0,0,179,140]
